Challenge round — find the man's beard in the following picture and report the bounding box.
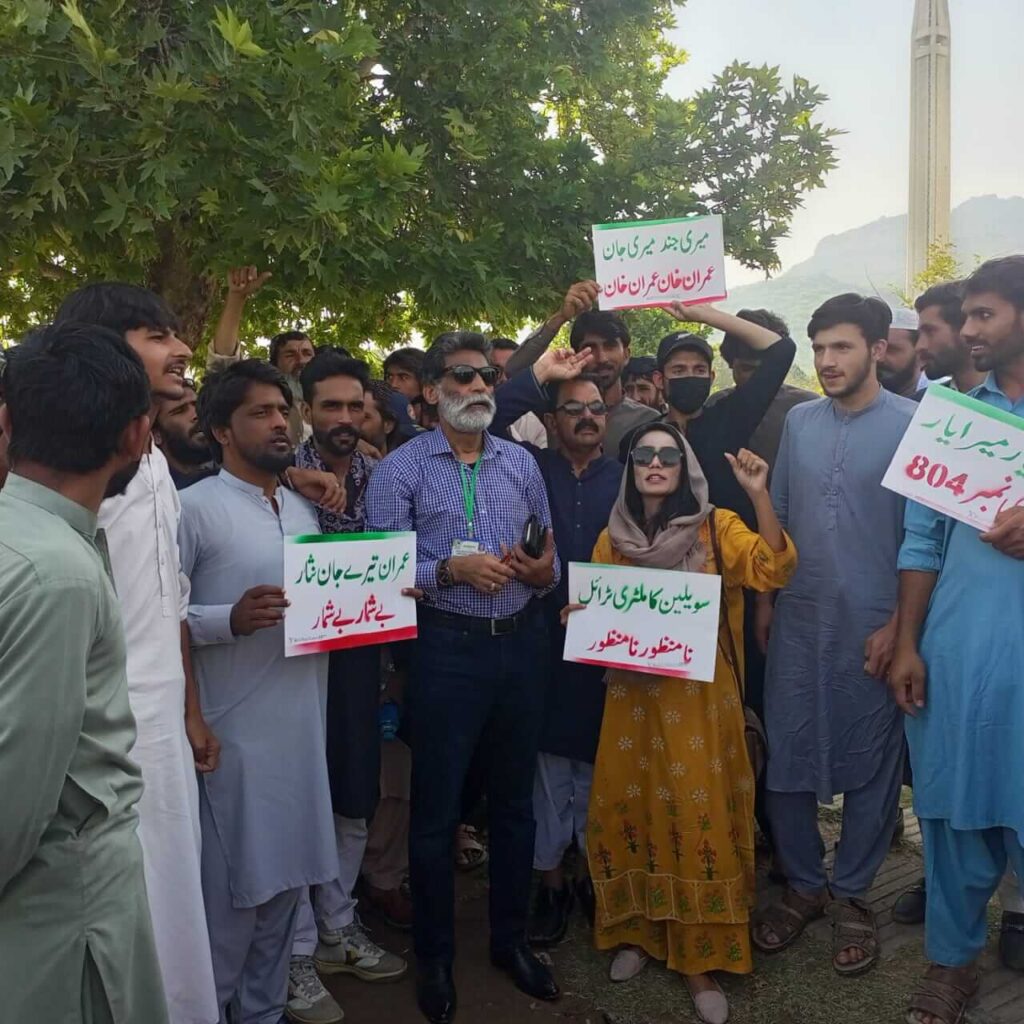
[162,427,212,467]
[820,357,875,399]
[438,389,496,433]
[104,458,142,498]
[313,424,359,458]
[240,435,295,473]
[878,361,918,395]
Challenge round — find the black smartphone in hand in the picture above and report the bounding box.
[521,515,547,560]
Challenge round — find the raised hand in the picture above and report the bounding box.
[725,448,769,496]
[227,265,272,298]
[664,300,715,324]
[559,280,600,323]
[533,346,594,384]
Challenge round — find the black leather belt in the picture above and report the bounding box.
[419,604,532,637]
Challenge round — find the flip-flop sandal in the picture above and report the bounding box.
[828,897,879,976]
[751,887,827,953]
[905,963,979,1024]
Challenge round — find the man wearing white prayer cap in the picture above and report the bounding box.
[878,305,926,398]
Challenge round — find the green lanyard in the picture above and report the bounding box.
[460,459,483,538]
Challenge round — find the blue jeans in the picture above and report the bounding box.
[407,606,545,964]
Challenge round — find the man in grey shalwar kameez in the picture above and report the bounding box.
[179,361,337,1024]
[756,295,916,975]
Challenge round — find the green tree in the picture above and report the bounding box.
[895,240,967,307]
[0,1,838,352]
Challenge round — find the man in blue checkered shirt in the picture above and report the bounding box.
[366,331,561,1024]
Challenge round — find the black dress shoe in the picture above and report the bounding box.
[416,959,456,1024]
[892,877,927,926]
[1000,911,1024,971]
[491,944,560,1001]
[528,882,574,947]
[576,875,596,929]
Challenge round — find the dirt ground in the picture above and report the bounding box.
[324,798,1014,1024]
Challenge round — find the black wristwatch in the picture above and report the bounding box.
[436,558,455,588]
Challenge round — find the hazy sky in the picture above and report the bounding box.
[663,0,1024,285]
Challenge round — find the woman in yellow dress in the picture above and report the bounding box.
[566,423,796,1024]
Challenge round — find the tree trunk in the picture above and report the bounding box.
[147,223,217,354]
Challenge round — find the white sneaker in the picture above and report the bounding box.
[314,920,408,982]
[286,956,344,1023]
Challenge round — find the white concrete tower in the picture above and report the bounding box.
[907,0,952,288]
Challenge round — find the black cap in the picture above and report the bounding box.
[623,355,658,379]
[656,331,713,369]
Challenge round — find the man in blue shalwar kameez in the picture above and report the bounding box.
[893,256,1024,1024]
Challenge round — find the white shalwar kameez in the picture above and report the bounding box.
[99,447,218,1024]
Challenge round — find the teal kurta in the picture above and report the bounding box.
[898,375,1024,842]
[0,474,167,1024]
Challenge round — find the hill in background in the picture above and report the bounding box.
[725,194,1024,372]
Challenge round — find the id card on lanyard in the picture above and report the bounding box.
[452,459,484,557]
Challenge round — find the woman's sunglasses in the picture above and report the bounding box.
[631,445,683,468]
[443,364,501,386]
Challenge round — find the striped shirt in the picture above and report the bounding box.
[366,426,558,617]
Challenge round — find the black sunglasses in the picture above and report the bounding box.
[556,399,608,417]
[443,364,501,386]
[632,445,683,468]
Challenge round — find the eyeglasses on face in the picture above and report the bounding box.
[442,364,501,386]
[631,445,683,468]
[556,399,608,417]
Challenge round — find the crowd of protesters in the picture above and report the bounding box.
[2,256,1024,1024]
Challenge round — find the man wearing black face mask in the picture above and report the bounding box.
[619,303,796,528]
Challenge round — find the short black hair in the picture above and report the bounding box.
[720,309,789,366]
[54,282,181,337]
[807,293,892,345]
[198,360,292,460]
[964,256,1024,311]
[490,337,519,353]
[299,349,370,404]
[268,330,313,368]
[382,347,426,380]
[622,356,658,382]
[915,281,965,330]
[569,310,631,351]
[421,332,492,385]
[3,321,150,473]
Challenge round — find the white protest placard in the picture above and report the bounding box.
[592,213,727,312]
[882,385,1024,530]
[563,562,722,682]
[283,532,417,657]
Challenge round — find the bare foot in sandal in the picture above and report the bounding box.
[828,898,879,975]
[906,963,979,1024]
[751,887,827,953]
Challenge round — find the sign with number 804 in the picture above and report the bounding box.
[883,386,1024,531]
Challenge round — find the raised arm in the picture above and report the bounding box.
[207,266,272,369]
[505,280,600,376]
[666,302,781,352]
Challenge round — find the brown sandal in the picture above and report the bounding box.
[828,897,879,976]
[905,964,979,1024]
[751,887,827,953]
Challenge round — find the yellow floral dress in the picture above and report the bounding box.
[588,510,797,976]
